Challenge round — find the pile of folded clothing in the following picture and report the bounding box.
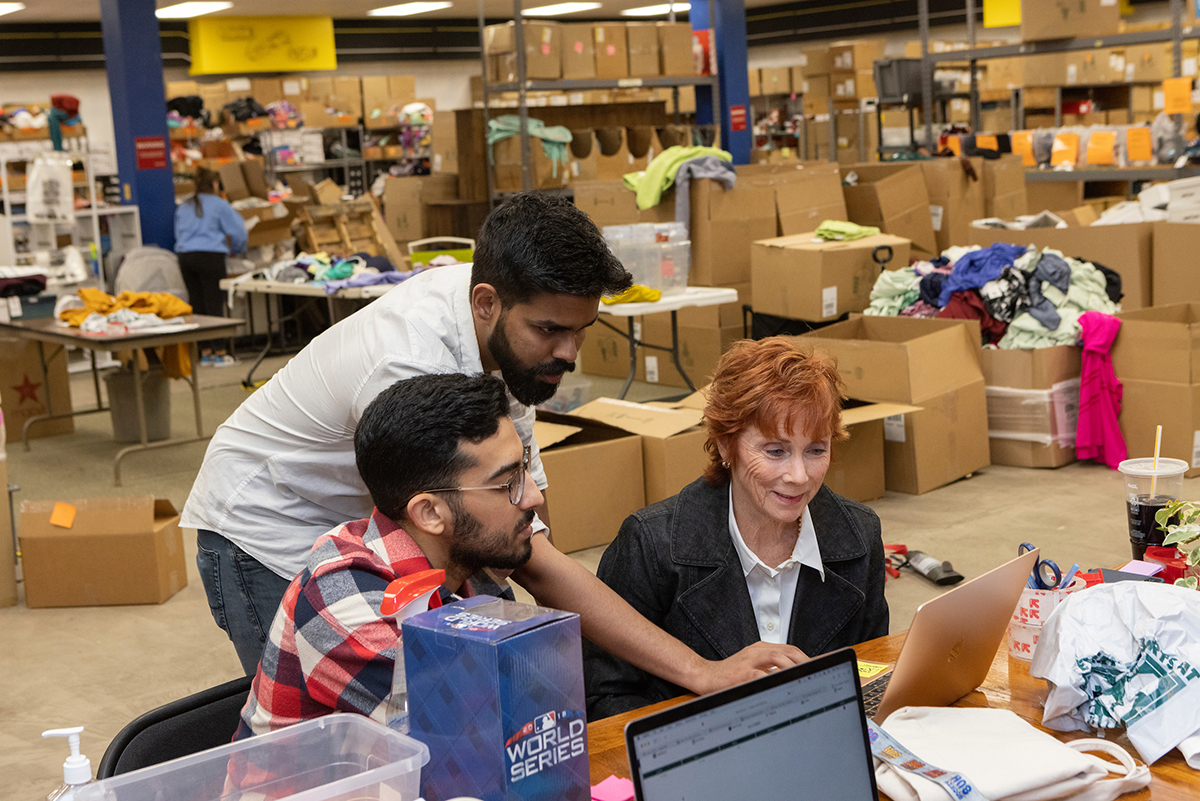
[863,242,1123,349]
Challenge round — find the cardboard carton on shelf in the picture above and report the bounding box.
[980,346,1082,469]
[534,412,645,552]
[759,67,792,96]
[750,232,912,321]
[829,39,883,72]
[796,317,990,494]
[483,21,561,79]
[748,68,762,96]
[626,22,661,78]
[1020,0,1119,43]
[561,23,597,80]
[966,223,1152,310]
[20,497,188,608]
[594,23,629,80]
[657,22,694,76]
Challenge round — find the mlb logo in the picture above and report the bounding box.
[535,712,556,732]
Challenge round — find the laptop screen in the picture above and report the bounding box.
[626,650,876,801]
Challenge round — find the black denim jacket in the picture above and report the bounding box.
[583,476,889,720]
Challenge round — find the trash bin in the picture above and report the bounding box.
[104,367,171,443]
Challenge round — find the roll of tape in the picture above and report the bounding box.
[1007,620,1041,661]
[1011,575,1085,625]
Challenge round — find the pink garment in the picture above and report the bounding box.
[1075,311,1127,470]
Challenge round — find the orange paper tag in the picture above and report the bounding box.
[946,135,962,156]
[1086,131,1116,165]
[1012,131,1035,167]
[1051,133,1080,167]
[1163,77,1194,115]
[49,502,77,529]
[1126,127,1153,162]
[975,134,999,151]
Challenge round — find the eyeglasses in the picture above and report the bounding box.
[422,446,531,507]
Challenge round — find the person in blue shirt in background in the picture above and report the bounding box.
[175,166,248,365]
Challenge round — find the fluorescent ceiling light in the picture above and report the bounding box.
[155,1,232,18]
[522,2,602,15]
[621,3,688,16]
[368,1,452,16]
[0,2,26,17]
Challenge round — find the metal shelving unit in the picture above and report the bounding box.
[476,0,722,202]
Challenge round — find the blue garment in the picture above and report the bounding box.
[175,193,249,255]
[937,243,1027,307]
[1025,252,1072,331]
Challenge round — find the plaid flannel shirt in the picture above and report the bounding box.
[234,508,474,740]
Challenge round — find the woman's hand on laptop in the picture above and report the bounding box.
[689,642,809,696]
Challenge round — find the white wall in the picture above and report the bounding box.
[1,70,117,172]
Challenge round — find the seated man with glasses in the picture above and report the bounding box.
[235,372,540,738]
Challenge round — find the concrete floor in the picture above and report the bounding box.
[1,347,1176,798]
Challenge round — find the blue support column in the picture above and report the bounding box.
[99,0,175,250]
[690,0,751,163]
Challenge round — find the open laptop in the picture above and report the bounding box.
[863,548,1039,722]
[625,648,878,801]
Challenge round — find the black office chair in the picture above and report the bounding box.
[97,676,253,779]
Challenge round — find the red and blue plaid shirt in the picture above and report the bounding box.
[234,508,474,739]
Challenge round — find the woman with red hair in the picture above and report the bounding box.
[584,337,889,719]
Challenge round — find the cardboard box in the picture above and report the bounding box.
[920,157,985,255]
[840,163,938,259]
[983,154,1028,219]
[570,397,707,505]
[796,317,990,494]
[751,232,912,321]
[0,457,14,606]
[561,23,597,80]
[0,335,74,443]
[383,175,426,243]
[1152,223,1200,305]
[980,346,1081,468]
[802,47,832,76]
[578,316,742,390]
[574,180,675,228]
[689,175,779,285]
[1021,0,1119,43]
[492,134,570,192]
[759,67,792,96]
[1119,379,1200,476]
[19,497,187,608]
[594,24,629,80]
[657,22,694,76]
[773,162,848,235]
[829,401,923,502]
[1111,304,1200,384]
[966,223,1152,310]
[535,411,645,552]
[484,21,560,79]
[830,39,883,71]
[829,70,876,100]
[748,68,762,96]
[403,596,588,801]
[675,282,749,327]
[626,22,660,78]
[430,110,458,174]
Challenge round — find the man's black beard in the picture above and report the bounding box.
[488,320,575,407]
[447,497,535,575]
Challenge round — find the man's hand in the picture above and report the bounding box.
[685,642,809,697]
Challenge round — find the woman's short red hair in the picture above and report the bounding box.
[702,338,847,486]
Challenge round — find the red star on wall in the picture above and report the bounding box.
[12,375,41,404]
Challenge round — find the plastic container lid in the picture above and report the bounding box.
[75,714,429,801]
[1117,457,1189,478]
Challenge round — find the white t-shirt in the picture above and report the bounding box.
[181,263,548,579]
[727,486,824,645]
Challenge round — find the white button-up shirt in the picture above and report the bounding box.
[728,487,825,644]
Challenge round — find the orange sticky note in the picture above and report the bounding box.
[49,502,76,529]
[946,135,962,156]
[1163,77,1194,115]
[1086,131,1116,165]
[1127,127,1153,162]
[1051,133,1080,167]
[1012,131,1035,166]
[976,134,999,151]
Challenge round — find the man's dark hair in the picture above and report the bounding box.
[355,373,512,521]
[471,192,632,306]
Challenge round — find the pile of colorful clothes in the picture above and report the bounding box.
[863,243,1123,349]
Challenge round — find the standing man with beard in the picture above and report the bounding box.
[184,192,805,697]
[235,373,542,737]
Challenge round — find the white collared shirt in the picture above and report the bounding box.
[728,487,825,644]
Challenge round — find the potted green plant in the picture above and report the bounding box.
[1156,500,1200,589]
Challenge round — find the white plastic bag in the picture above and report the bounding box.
[1030,582,1200,766]
[27,155,75,223]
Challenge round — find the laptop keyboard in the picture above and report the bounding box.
[862,672,892,717]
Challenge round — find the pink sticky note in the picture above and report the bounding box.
[592,774,635,801]
[1118,560,1163,576]
[574,41,584,53]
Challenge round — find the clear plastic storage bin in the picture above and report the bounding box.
[603,222,691,296]
[75,714,429,801]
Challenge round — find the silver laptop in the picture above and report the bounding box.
[625,648,878,801]
[863,548,1039,721]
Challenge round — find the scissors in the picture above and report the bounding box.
[1019,542,1065,590]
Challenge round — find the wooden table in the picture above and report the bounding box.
[0,314,242,486]
[586,632,1194,799]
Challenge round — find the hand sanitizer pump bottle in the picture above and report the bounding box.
[42,726,93,801]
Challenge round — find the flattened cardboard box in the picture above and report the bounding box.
[751,232,911,321]
[980,346,1081,469]
[20,496,187,608]
[534,412,644,553]
[966,222,1152,310]
[570,397,707,506]
[1112,303,1200,384]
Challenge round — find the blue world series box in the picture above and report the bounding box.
[402,595,590,801]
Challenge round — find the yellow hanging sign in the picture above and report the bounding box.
[189,16,337,75]
[982,0,1021,28]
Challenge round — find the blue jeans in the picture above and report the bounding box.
[196,530,293,676]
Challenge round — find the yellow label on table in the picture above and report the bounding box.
[857,660,890,679]
[189,16,337,75]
